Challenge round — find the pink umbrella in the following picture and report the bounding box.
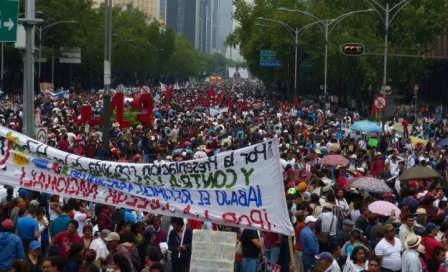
[320,155,349,166]
[343,176,392,193]
[368,201,401,217]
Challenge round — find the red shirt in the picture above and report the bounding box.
[264,232,280,249]
[402,120,409,129]
[336,176,346,189]
[52,231,82,257]
[58,139,70,152]
[422,236,444,260]
[294,221,306,251]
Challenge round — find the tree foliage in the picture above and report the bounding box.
[227,0,448,102]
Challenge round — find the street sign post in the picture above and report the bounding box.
[260,49,280,67]
[0,0,19,42]
[374,96,387,110]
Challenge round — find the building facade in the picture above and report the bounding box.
[93,0,159,19]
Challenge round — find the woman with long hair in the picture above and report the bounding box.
[113,254,132,272]
[82,224,95,250]
[64,242,84,272]
[343,246,369,272]
[25,240,42,272]
[35,206,49,257]
[131,221,143,247]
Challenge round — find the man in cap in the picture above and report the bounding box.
[300,216,319,272]
[0,219,25,271]
[89,229,110,266]
[105,232,133,269]
[421,223,444,260]
[315,252,334,272]
[336,219,354,247]
[402,234,423,272]
[375,224,402,272]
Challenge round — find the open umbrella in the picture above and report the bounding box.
[320,155,349,166]
[350,120,382,133]
[368,201,401,216]
[399,166,441,181]
[194,105,205,112]
[343,176,391,193]
[436,138,448,148]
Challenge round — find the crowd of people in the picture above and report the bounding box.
[1,80,448,272]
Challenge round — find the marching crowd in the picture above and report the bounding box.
[0,80,448,272]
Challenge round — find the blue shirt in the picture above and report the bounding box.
[0,232,25,269]
[300,226,319,255]
[50,214,71,237]
[16,216,38,239]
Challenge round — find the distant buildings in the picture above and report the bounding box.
[93,0,159,19]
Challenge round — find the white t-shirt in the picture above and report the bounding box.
[374,238,403,271]
[74,210,87,235]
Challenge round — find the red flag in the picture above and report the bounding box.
[207,88,215,97]
[215,91,224,104]
[164,88,173,105]
[294,96,299,109]
[281,102,286,113]
[194,99,199,107]
[203,95,209,107]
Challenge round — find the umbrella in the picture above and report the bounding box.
[410,136,428,147]
[436,138,448,148]
[194,105,205,112]
[320,155,349,166]
[399,166,441,181]
[343,176,391,193]
[350,120,382,133]
[368,201,401,216]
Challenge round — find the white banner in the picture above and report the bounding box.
[0,127,293,235]
[209,107,229,116]
[190,230,236,272]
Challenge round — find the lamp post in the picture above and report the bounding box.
[256,18,325,98]
[103,0,113,148]
[278,8,373,99]
[35,20,77,83]
[363,0,413,108]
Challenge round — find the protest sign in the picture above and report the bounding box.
[189,230,236,272]
[0,127,294,235]
[209,107,229,116]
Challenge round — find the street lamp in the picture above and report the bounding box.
[35,20,77,83]
[278,8,374,99]
[256,18,325,98]
[364,0,413,104]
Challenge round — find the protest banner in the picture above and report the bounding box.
[40,83,54,93]
[209,107,229,116]
[0,127,294,235]
[189,230,236,272]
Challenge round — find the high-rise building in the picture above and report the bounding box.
[198,0,219,54]
[92,0,159,19]
[159,0,167,21]
[166,0,200,49]
[218,1,233,56]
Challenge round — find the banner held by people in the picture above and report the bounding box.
[0,127,294,236]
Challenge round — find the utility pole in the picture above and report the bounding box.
[102,0,112,147]
[21,0,43,137]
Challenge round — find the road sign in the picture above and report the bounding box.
[260,49,280,68]
[414,84,419,93]
[374,96,387,110]
[36,127,47,144]
[0,0,19,42]
[139,85,150,93]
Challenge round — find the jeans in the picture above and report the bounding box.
[265,247,280,272]
[242,258,259,272]
[302,253,316,272]
[294,250,303,272]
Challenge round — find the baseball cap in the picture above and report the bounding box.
[104,232,120,242]
[99,229,111,239]
[342,219,354,226]
[29,240,41,250]
[1,219,13,229]
[426,222,440,232]
[304,216,318,224]
[30,200,40,206]
[315,252,334,263]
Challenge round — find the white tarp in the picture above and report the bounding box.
[209,107,229,116]
[0,127,293,235]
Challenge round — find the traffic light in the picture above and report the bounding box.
[341,43,365,56]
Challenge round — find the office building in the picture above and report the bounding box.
[166,0,200,49]
[92,0,159,19]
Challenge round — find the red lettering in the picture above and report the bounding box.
[222,212,238,224]
[238,214,251,226]
[89,184,99,199]
[136,197,149,210]
[99,93,130,128]
[125,196,138,207]
[150,199,161,210]
[115,192,128,205]
[104,189,116,204]
[19,167,26,186]
[183,205,190,214]
[204,210,209,219]
[263,209,272,231]
[250,209,264,229]
[79,105,99,125]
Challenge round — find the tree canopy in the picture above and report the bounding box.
[226,0,448,103]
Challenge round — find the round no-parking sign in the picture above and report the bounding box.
[36,127,47,144]
[374,96,387,110]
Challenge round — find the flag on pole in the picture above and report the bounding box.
[164,88,173,105]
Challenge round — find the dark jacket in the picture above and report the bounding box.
[97,209,113,231]
[168,228,192,264]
